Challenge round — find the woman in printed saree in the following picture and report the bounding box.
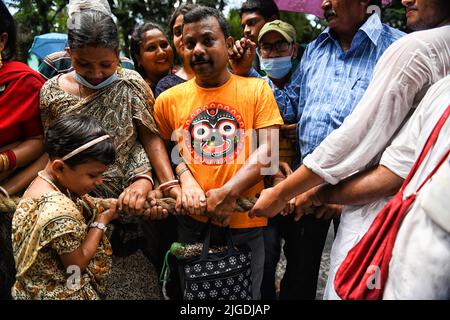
[12,115,118,300]
[39,9,181,299]
[0,1,47,300]
[40,9,180,204]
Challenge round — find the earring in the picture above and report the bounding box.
[0,51,3,70]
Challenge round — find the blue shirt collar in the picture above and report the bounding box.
[316,13,383,48]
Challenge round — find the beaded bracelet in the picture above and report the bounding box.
[176,166,190,179]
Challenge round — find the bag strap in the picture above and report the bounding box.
[415,148,450,194]
[201,220,213,259]
[201,219,236,260]
[401,104,450,193]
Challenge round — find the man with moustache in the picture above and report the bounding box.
[153,6,283,299]
[233,0,404,299]
[249,0,450,299]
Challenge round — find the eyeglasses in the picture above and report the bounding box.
[260,40,291,55]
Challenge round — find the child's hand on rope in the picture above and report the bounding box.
[97,199,119,225]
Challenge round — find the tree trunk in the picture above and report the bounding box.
[35,0,51,33]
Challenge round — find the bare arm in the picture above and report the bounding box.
[293,165,404,221]
[137,123,182,212]
[176,161,206,216]
[117,123,180,216]
[206,125,279,225]
[318,165,404,206]
[0,136,44,167]
[277,165,324,202]
[138,123,177,184]
[249,164,324,218]
[2,152,48,196]
[59,202,118,272]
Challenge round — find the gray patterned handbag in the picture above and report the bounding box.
[180,222,252,300]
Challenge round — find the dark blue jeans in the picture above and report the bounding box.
[261,215,282,300]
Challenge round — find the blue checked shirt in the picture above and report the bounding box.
[251,14,404,164]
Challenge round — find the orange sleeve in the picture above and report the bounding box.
[254,80,284,129]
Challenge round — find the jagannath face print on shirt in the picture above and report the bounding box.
[182,102,245,165]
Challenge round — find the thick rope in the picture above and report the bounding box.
[0,197,21,214]
[0,196,259,214]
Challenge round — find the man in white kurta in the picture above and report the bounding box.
[322,75,450,299]
[381,76,450,299]
[303,23,450,184]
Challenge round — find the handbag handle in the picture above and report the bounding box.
[200,219,237,260]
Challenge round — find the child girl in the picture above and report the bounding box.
[11,114,118,299]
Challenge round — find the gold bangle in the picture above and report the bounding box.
[4,153,9,171]
[0,154,7,172]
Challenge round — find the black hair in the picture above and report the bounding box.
[183,6,231,39]
[240,0,279,20]
[68,10,119,53]
[0,0,17,61]
[45,114,116,168]
[130,21,166,79]
[168,4,197,39]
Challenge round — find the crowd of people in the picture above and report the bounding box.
[0,0,448,300]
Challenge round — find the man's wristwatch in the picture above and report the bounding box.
[90,221,107,232]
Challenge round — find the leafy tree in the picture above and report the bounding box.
[382,0,407,32]
[195,0,227,10]
[227,8,325,45]
[107,0,181,56]
[280,12,326,45]
[228,8,243,40]
[10,0,68,61]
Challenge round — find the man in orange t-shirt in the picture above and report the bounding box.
[153,6,283,299]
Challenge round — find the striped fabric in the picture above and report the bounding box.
[264,14,404,162]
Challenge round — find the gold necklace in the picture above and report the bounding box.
[38,171,61,192]
[37,171,72,198]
